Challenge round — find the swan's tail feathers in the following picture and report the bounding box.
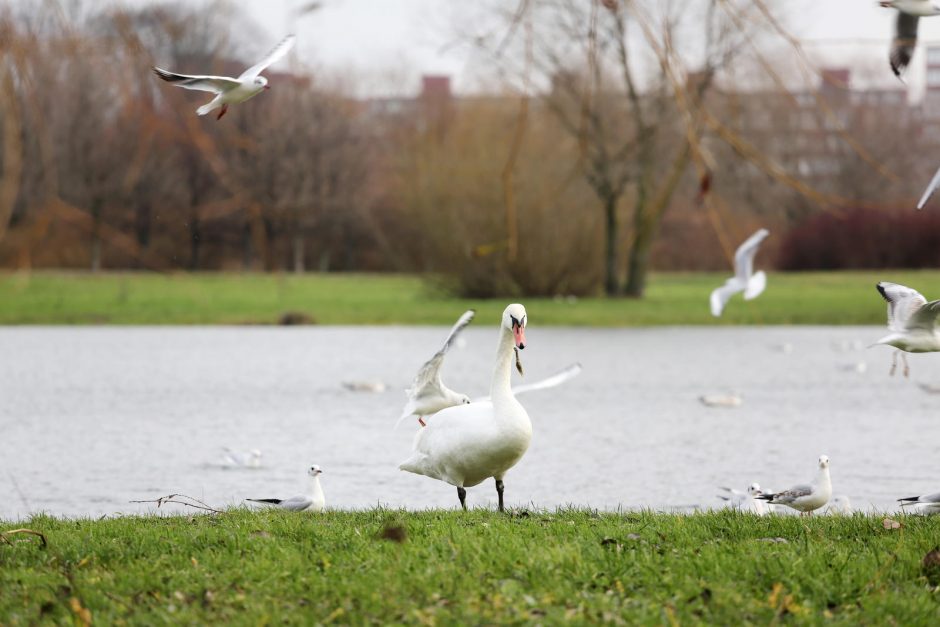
[743,270,767,300]
[197,97,221,116]
[398,455,426,475]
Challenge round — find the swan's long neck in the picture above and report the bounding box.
[489,326,516,403]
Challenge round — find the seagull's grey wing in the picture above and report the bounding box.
[710,278,743,317]
[275,495,314,511]
[238,34,296,79]
[890,11,919,78]
[909,299,940,331]
[408,310,475,393]
[877,282,929,331]
[152,67,241,93]
[899,491,940,504]
[511,363,582,396]
[733,228,769,282]
[916,166,940,209]
[769,484,812,504]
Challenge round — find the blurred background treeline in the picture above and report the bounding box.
[0,0,938,298]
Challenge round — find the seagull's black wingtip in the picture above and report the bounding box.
[876,282,890,301]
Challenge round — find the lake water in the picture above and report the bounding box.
[1,326,938,520]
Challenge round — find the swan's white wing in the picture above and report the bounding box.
[710,278,743,317]
[238,34,296,79]
[916,165,940,209]
[876,282,928,331]
[733,228,769,282]
[152,67,241,93]
[890,11,919,78]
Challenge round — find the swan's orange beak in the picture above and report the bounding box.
[513,323,526,349]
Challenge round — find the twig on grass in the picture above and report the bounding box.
[0,528,48,547]
[130,494,224,514]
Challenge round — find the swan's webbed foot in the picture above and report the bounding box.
[457,487,467,510]
[495,479,505,512]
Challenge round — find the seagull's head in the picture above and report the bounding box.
[308,464,323,477]
[503,304,527,350]
[255,76,270,91]
[748,483,762,496]
[250,449,262,458]
[460,394,471,405]
[818,455,830,469]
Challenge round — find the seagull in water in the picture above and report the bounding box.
[246,464,325,512]
[221,447,262,469]
[718,483,767,515]
[880,1,940,78]
[396,310,475,429]
[152,34,295,119]
[757,455,832,516]
[872,282,940,377]
[898,491,940,515]
[710,228,769,317]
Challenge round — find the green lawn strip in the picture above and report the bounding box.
[0,270,939,325]
[2,510,938,623]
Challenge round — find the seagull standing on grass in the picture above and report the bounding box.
[899,491,940,515]
[396,310,475,429]
[246,464,325,512]
[709,228,770,317]
[880,1,940,78]
[871,282,940,377]
[152,34,295,119]
[757,455,832,516]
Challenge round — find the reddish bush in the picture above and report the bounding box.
[777,207,940,270]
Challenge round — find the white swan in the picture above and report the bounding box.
[396,310,474,428]
[246,465,325,512]
[710,228,769,317]
[399,304,531,511]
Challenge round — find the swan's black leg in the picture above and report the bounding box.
[496,479,505,512]
[457,487,467,510]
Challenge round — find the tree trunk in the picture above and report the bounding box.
[623,220,653,297]
[188,217,201,271]
[90,198,102,273]
[603,192,619,296]
[241,222,254,271]
[292,230,305,273]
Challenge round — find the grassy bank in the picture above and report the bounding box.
[1,270,938,325]
[2,510,939,624]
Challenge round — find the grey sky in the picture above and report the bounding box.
[119,0,940,96]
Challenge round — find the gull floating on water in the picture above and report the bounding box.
[718,483,767,515]
[221,447,262,469]
[710,228,769,317]
[757,455,832,516]
[699,393,742,408]
[880,1,940,78]
[153,34,295,119]
[342,381,387,393]
[396,310,475,429]
[399,305,531,512]
[872,282,940,377]
[246,464,325,512]
[899,491,940,515]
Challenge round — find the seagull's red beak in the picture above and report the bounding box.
[264,85,271,90]
[513,322,526,350]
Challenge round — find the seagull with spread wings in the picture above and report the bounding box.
[872,281,940,377]
[396,310,475,428]
[709,228,769,317]
[880,1,940,78]
[152,34,295,119]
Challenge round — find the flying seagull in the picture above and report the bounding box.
[872,281,940,377]
[710,228,769,317]
[152,34,295,119]
[757,455,832,516]
[396,310,475,429]
[246,464,325,512]
[916,165,940,209]
[880,1,940,78]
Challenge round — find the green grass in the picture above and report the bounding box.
[0,270,938,325]
[2,510,939,624]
